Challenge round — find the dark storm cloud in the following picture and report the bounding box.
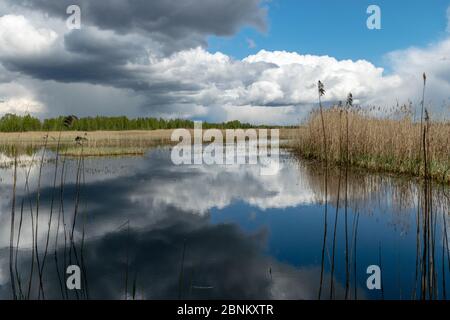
[1,27,204,98]
[64,30,146,64]
[0,26,144,83]
[2,53,126,84]
[0,25,277,115]
[9,0,267,52]
[0,65,16,83]
[0,0,269,116]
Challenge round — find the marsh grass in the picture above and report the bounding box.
[309,75,450,300]
[58,146,148,157]
[0,130,174,153]
[6,117,92,300]
[295,107,450,183]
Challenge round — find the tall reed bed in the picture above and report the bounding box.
[295,103,450,183]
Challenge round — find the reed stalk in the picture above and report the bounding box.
[317,81,330,300]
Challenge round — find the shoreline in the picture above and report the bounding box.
[289,148,450,185]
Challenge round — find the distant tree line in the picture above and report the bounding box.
[0,113,284,132]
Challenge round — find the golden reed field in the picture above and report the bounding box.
[294,106,450,183]
[0,128,298,157]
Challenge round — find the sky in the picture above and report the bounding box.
[210,0,450,65]
[0,0,449,124]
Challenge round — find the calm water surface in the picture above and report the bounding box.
[0,147,449,300]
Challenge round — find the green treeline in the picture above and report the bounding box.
[0,113,274,132]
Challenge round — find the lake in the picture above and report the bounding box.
[0,146,449,300]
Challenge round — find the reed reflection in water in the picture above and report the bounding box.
[0,147,449,299]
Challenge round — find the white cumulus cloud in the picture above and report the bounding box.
[137,48,404,123]
[0,15,57,58]
[386,37,450,114]
[0,97,45,114]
